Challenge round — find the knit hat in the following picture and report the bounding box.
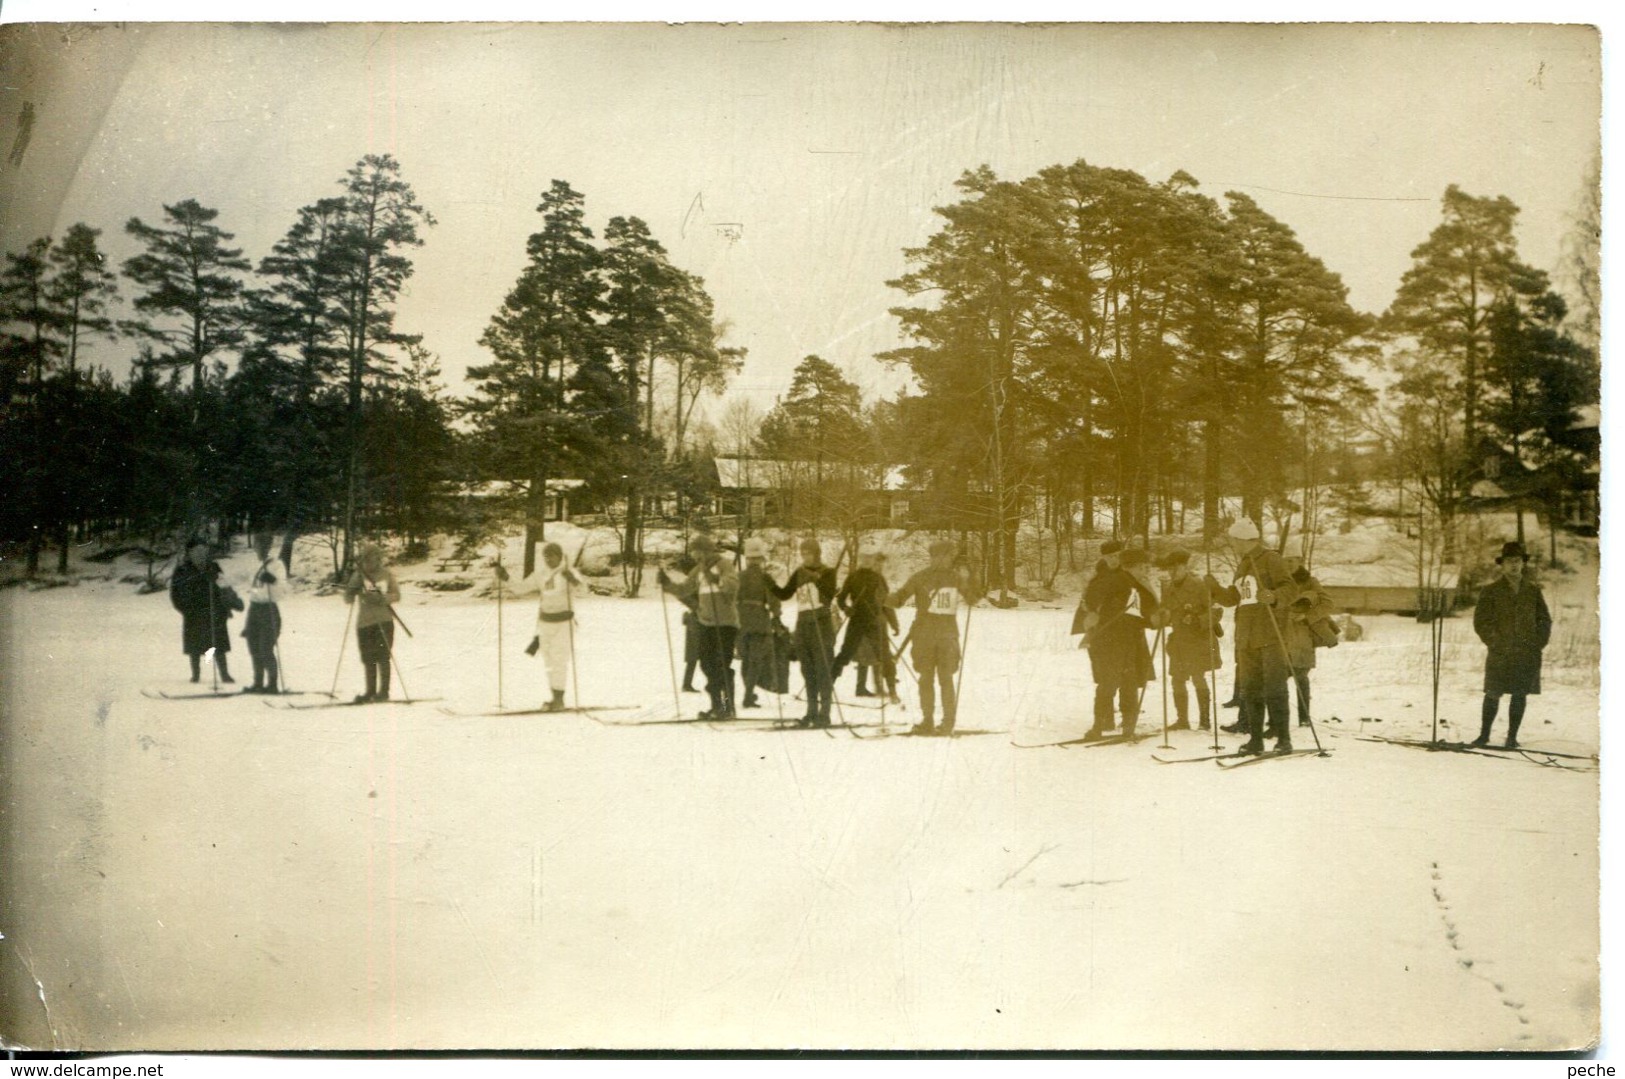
[1120,548,1149,567]
[743,538,768,559]
[1100,540,1124,556]
[1496,541,1530,564]
[1156,549,1190,569]
[1226,518,1261,541]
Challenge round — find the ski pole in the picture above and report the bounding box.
[330,586,356,699]
[1158,623,1172,749]
[385,625,413,703]
[658,581,682,720]
[274,640,290,695]
[567,576,581,711]
[207,554,219,692]
[495,547,504,710]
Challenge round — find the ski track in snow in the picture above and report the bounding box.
[0,537,1600,1051]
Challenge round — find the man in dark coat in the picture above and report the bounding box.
[1206,518,1299,755]
[1083,547,1159,741]
[735,537,784,708]
[1282,551,1336,728]
[1154,549,1222,731]
[832,547,897,701]
[659,535,740,720]
[1471,541,1552,749]
[170,538,239,684]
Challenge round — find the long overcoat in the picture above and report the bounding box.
[1473,575,1552,696]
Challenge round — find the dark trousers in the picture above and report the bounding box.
[697,623,738,715]
[358,621,394,699]
[1092,682,1141,730]
[795,610,836,722]
[1171,673,1212,727]
[834,616,895,693]
[245,602,281,691]
[1292,669,1312,725]
[1238,645,1291,745]
[1479,693,1528,744]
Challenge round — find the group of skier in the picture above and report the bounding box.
[168,524,1553,748]
[659,535,977,734]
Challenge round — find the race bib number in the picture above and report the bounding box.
[1235,574,1259,606]
[927,587,961,615]
[794,580,821,612]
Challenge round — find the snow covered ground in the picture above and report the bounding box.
[0,534,1599,1051]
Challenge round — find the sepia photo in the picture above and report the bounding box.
[0,18,1603,1052]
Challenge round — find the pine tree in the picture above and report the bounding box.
[466,180,606,577]
[47,224,119,382]
[121,199,250,400]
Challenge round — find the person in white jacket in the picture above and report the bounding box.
[510,541,581,712]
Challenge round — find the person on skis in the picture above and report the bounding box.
[511,541,581,712]
[343,544,401,703]
[170,537,240,685]
[1082,547,1159,741]
[658,534,740,721]
[1154,549,1222,731]
[833,546,899,705]
[1205,518,1299,755]
[735,537,784,709]
[241,531,284,693]
[1471,541,1552,749]
[769,538,839,728]
[889,539,979,736]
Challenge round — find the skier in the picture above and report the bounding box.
[343,544,401,703]
[658,534,740,720]
[889,538,979,736]
[1281,550,1336,728]
[1471,541,1552,749]
[1082,548,1159,741]
[1205,519,1299,755]
[513,541,580,712]
[832,547,899,704]
[1072,539,1124,642]
[735,538,784,709]
[769,537,839,728]
[170,537,241,684]
[1153,549,1222,731]
[241,531,284,693]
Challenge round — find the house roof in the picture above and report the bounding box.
[713,456,916,492]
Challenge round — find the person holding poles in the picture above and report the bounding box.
[769,537,839,729]
[344,544,401,704]
[658,534,740,721]
[1081,547,1159,742]
[735,537,783,710]
[832,546,899,704]
[511,541,580,712]
[1281,548,1336,729]
[170,537,240,685]
[1471,541,1552,749]
[1154,549,1222,731]
[1205,518,1299,756]
[242,531,284,693]
[889,539,979,736]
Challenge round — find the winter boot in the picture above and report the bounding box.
[682,659,698,693]
[855,666,872,697]
[544,689,566,713]
[216,655,234,684]
[1121,713,1138,739]
[1221,719,1247,734]
[1081,725,1111,743]
[1470,697,1497,747]
[722,672,738,719]
[909,719,937,737]
[1505,696,1525,749]
[189,655,202,683]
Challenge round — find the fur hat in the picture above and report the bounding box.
[1156,549,1190,569]
[1100,540,1124,556]
[1120,548,1149,568]
[1227,518,1261,541]
[1496,541,1530,564]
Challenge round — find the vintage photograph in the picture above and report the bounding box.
[0,19,1602,1052]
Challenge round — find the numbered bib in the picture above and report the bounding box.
[927,587,961,615]
[1234,573,1259,606]
[794,579,821,613]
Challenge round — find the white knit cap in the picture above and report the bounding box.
[1226,518,1261,541]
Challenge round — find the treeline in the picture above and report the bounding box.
[0,163,744,585]
[879,163,1599,589]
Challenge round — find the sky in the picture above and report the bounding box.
[0,19,1602,418]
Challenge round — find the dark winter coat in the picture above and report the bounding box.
[736,564,784,690]
[837,567,898,665]
[736,564,782,636]
[1208,546,1299,655]
[1474,575,1552,696]
[1086,568,1158,686]
[1156,572,1222,676]
[170,558,239,656]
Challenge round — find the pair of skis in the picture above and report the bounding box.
[1356,734,1596,770]
[1151,746,1331,768]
